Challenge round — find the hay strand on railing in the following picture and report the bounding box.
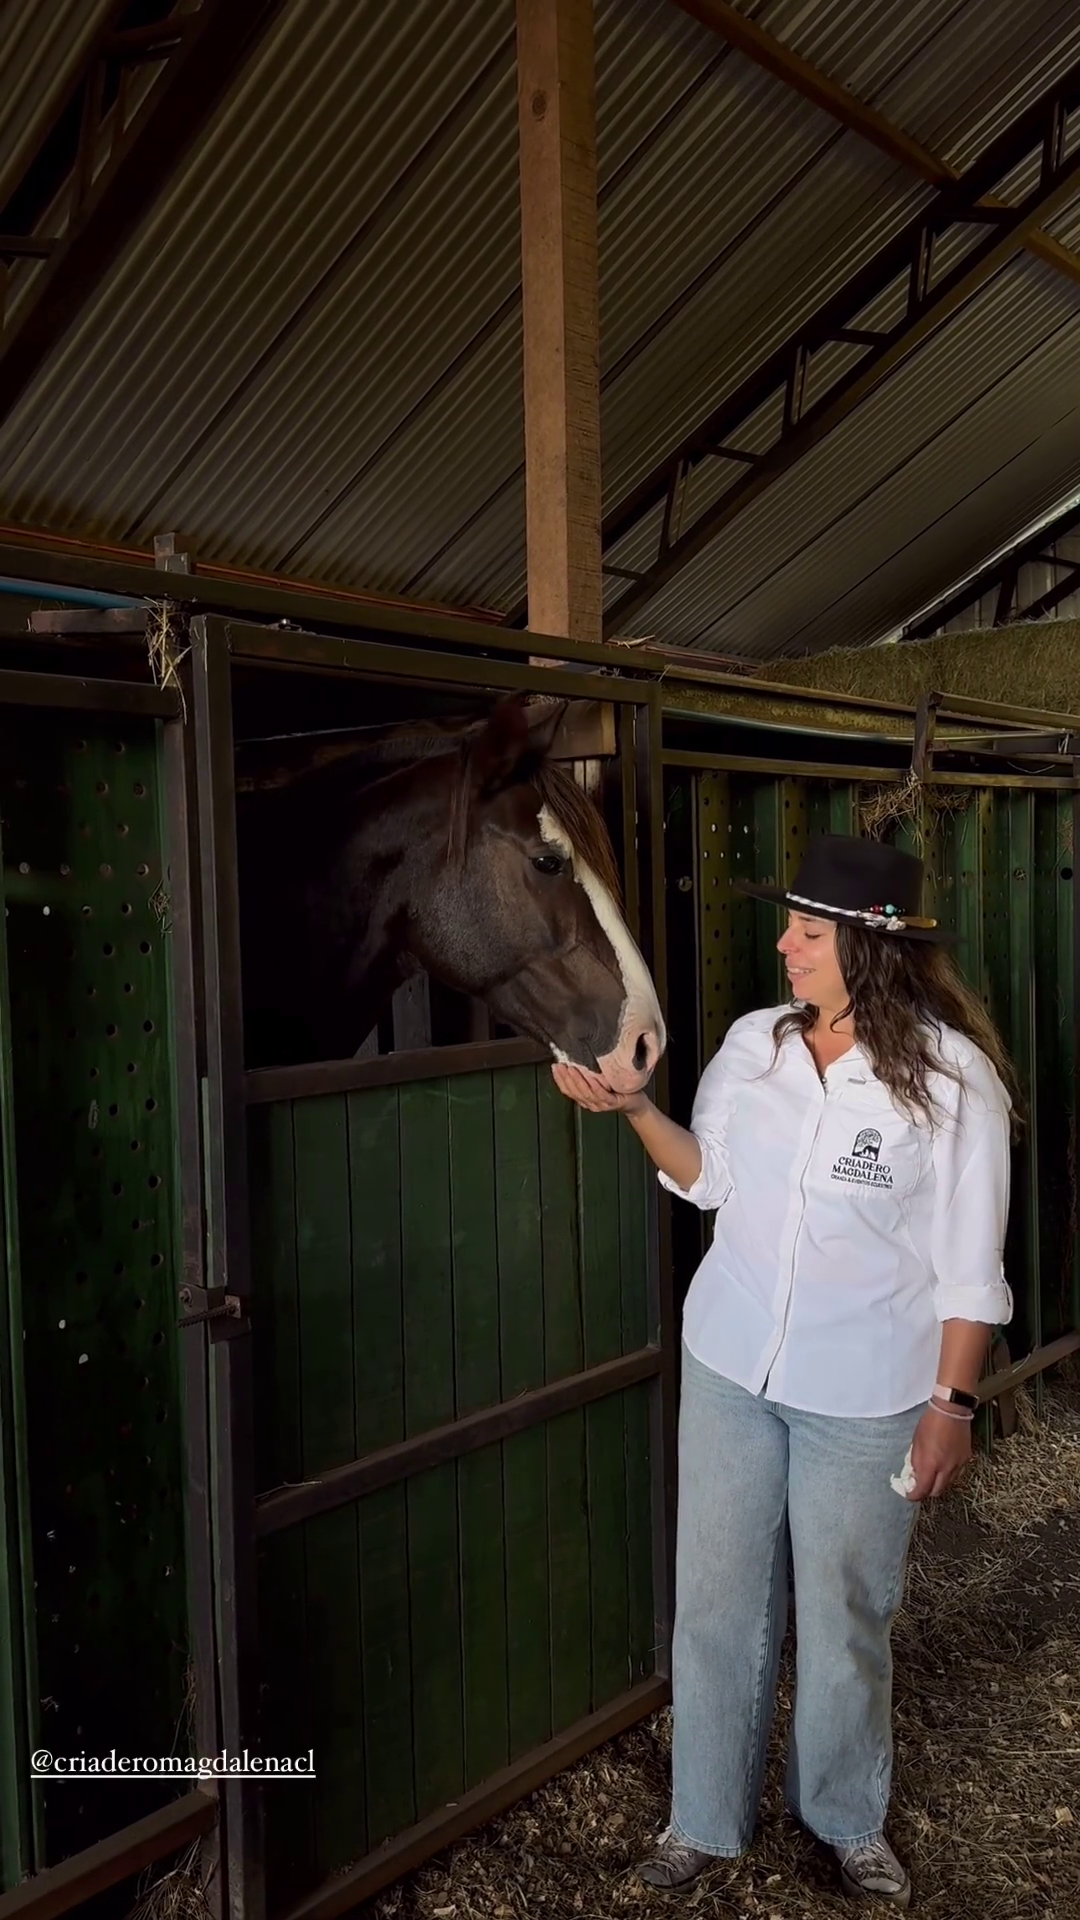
[146,601,190,720]
[857,771,970,847]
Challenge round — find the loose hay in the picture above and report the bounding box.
[857,773,971,847]
[370,1381,1080,1920]
[145,600,190,719]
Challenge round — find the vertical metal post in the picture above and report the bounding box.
[0,814,42,1887]
[160,704,223,1915]
[1072,764,1080,1340]
[189,617,265,1920]
[635,694,677,1684]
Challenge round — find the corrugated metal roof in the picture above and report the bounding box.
[634,256,1080,656]
[0,0,1079,658]
[0,0,116,208]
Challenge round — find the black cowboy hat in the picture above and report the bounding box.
[735,833,955,944]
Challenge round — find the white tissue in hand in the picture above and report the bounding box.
[890,1446,916,1497]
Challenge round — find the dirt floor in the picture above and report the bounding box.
[371,1377,1080,1920]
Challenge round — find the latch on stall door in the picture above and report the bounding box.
[178,1283,246,1331]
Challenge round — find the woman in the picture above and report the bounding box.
[553,833,1017,1910]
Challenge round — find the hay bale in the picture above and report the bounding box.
[760,620,1080,719]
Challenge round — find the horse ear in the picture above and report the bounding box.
[469,694,567,794]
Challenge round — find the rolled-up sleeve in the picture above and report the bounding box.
[929,1050,1013,1325]
[657,1040,737,1212]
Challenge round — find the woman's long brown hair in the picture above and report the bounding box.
[772,922,1023,1134]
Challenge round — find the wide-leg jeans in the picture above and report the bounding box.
[669,1343,923,1856]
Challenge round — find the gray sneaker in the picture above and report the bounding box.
[836,1834,911,1907]
[636,1826,714,1890]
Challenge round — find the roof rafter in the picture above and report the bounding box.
[0,0,288,425]
[597,58,1080,637]
[902,495,1080,637]
[672,0,1080,288]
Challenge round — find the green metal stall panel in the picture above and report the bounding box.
[248,1062,656,1911]
[0,708,190,1879]
[668,764,1079,1393]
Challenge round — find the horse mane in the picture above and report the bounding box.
[446,736,623,905]
[238,711,623,904]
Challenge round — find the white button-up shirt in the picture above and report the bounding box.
[660,1005,1013,1417]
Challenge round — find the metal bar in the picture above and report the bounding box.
[0,813,40,1884]
[0,667,177,717]
[0,0,291,425]
[0,240,55,259]
[920,690,1080,731]
[600,64,1080,633]
[637,694,677,1682]
[1010,792,1042,1404]
[105,20,190,56]
[244,1037,549,1105]
[223,623,649,701]
[992,559,1019,625]
[277,1677,668,1920]
[0,575,140,608]
[664,750,905,779]
[1073,764,1080,1342]
[0,1790,217,1920]
[189,619,264,1920]
[911,691,940,782]
[1014,560,1080,623]
[159,707,222,1915]
[660,751,1076,790]
[255,1346,662,1535]
[0,543,647,674]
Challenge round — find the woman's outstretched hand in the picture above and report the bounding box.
[551,1062,649,1116]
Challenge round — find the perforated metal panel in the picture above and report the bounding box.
[0,707,189,1871]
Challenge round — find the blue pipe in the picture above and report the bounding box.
[0,573,142,610]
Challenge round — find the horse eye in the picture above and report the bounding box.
[532,854,566,876]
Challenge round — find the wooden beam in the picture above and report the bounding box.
[516,0,603,645]
[672,0,1080,289]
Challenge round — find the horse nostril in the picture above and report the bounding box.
[633,1033,649,1072]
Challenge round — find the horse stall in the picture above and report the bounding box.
[1,595,1079,1920]
[186,614,677,1920]
[0,603,680,1920]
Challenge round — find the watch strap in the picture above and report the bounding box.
[933,1380,979,1411]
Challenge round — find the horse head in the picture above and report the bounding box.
[237,693,666,1092]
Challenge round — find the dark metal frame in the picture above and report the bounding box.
[0,0,290,422]
[581,57,1080,636]
[0,666,221,1920]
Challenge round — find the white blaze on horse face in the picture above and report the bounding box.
[538,805,666,1093]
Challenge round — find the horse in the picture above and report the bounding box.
[234,692,666,1091]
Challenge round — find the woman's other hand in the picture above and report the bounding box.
[551,1062,649,1116]
[905,1404,974,1500]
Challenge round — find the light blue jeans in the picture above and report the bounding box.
[669,1344,923,1856]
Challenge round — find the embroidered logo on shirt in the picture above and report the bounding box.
[832,1127,893,1189]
